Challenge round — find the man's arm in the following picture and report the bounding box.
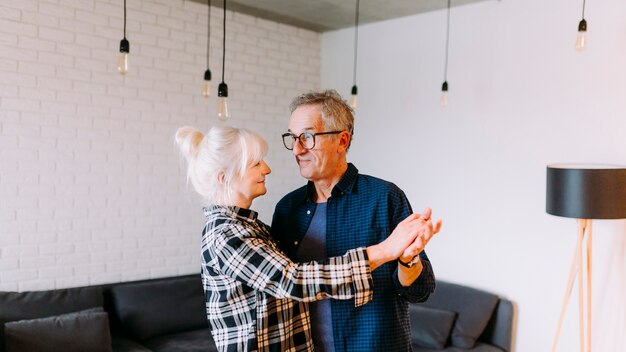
[397,209,441,286]
[388,186,437,303]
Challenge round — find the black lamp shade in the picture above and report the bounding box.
[546,164,626,219]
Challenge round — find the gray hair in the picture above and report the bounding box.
[175,126,267,206]
[289,89,354,149]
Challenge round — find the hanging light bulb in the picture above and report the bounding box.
[117,0,129,75]
[440,0,451,108]
[203,70,212,97]
[440,81,448,107]
[575,0,587,51]
[217,0,230,121]
[350,85,358,109]
[118,38,129,75]
[350,0,360,111]
[575,19,587,51]
[217,82,229,120]
[202,0,212,97]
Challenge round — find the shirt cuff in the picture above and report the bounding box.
[392,255,435,303]
[347,247,374,307]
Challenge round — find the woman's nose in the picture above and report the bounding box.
[262,161,271,174]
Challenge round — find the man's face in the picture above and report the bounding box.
[288,104,343,182]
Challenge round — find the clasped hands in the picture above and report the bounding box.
[380,208,443,265]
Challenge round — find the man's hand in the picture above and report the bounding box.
[398,208,442,264]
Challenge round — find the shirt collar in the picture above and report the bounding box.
[203,205,258,221]
[301,163,359,203]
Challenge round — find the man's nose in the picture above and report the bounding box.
[292,139,306,155]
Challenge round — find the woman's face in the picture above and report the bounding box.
[230,159,271,208]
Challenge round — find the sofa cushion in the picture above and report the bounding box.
[0,286,103,352]
[143,328,218,352]
[111,276,207,341]
[420,281,499,348]
[413,341,505,352]
[4,307,112,352]
[409,305,457,349]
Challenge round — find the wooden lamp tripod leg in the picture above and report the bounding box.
[578,220,585,352]
[551,220,586,352]
[586,220,592,352]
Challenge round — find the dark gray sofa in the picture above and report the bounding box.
[0,275,513,352]
[0,275,216,352]
[410,281,514,352]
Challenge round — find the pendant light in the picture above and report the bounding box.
[349,0,360,109]
[440,0,451,108]
[118,0,129,75]
[203,0,212,97]
[217,0,229,121]
[575,0,587,51]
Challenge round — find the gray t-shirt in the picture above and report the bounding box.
[296,203,334,352]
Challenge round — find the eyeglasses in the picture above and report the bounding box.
[281,131,343,150]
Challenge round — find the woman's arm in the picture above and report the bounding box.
[209,229,373,307]
[207,213,426,307]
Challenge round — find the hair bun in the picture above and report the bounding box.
[175,126,204,160]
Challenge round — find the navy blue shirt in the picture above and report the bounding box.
[296,203,334,352]
[272,163,436,352]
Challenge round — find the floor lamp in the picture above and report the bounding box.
[546,164,626,352]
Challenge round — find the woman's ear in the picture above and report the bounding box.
[217,172,226,185]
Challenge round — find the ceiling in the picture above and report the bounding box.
[189,0,492,32]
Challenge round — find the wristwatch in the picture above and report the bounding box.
[398,255,420,268]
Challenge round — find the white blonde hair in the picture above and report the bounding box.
[175,126,268,206]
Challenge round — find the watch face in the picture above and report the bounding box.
[399,256,419,268]
[407,256,420,267]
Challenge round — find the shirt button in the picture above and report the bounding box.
[294,241,299,245]
[306,210,311,215]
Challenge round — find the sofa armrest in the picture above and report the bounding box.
[479,298,514,352]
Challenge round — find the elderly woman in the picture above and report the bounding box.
[175,125,438,352]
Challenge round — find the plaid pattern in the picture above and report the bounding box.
[201,205,373,352]
[272,163,436,352]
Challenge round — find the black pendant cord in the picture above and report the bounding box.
[443,0,450,83]
[352,0,359,86]
[221,0,226,84]
[581,0,586,18]
[206,0,211,69]
[123,0,127,39]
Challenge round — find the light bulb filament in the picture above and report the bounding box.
[118,53,128,74]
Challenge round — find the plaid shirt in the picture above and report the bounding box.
[201,205,374,352]
[272,163,436,352]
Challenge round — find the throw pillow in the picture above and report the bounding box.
[0,286,103,352]
[111,276,207,341]
[4,307,113,352]
[409,305,457,349]
[420,281,499,349]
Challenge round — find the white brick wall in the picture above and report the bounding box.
[0,0,319,291]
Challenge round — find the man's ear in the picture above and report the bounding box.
[338,131,351,152]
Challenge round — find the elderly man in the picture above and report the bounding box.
[272,89,440,352]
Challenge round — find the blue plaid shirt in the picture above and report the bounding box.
[272,163,436,352]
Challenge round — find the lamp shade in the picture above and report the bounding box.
[546,164,626,219]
